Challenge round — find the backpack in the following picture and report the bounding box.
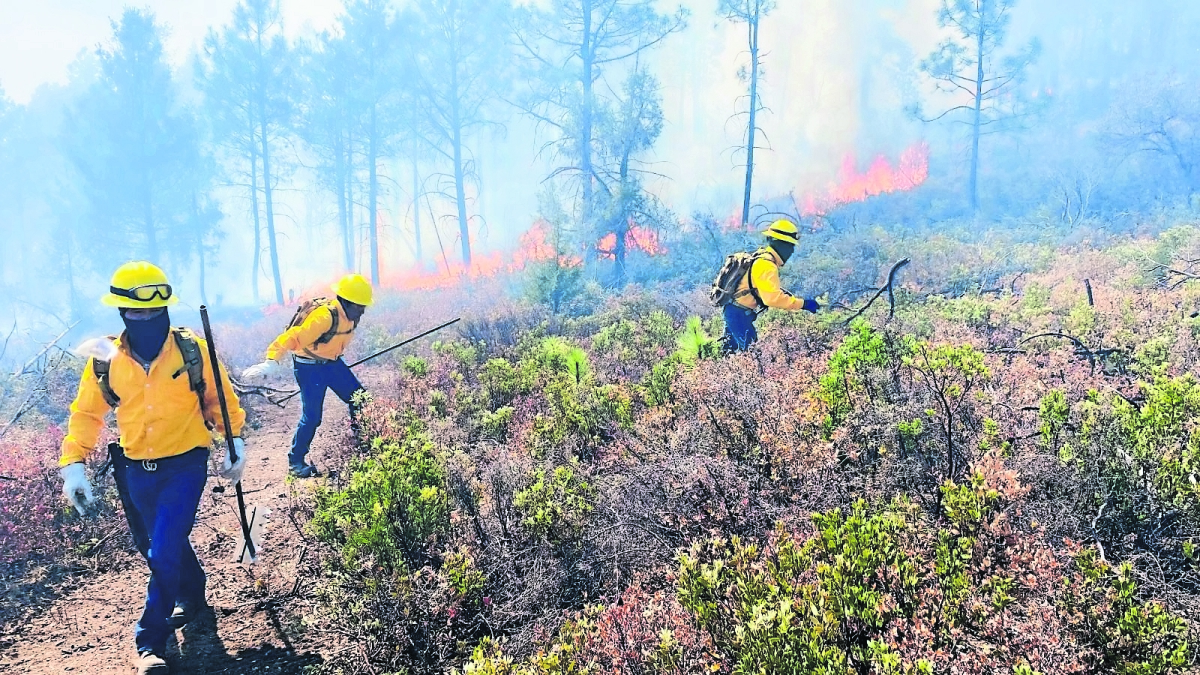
[287,297,342,348]
[93,328,206,409]
[709,251,768,308]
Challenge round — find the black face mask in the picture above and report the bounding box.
[339,297,366,324]
[121,309,171,362]
[771,241,796,264]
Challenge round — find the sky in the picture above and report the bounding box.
[0,0,342,103]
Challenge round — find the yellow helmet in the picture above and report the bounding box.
[101,261,179,309]
[332,274,374,307]
[763,219,799,245]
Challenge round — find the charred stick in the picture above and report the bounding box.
[842,258,911,325]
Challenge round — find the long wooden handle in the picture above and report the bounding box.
[199,306,256,561]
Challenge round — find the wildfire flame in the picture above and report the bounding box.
[799,142,930,217]
[596,223,667,260]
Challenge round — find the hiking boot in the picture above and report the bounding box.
[289,463,321,479]
[136,650,169,674]
[167,598,205,629]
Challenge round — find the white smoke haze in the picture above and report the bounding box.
[1,0,1199,361]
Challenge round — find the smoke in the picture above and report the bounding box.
[3,0,1200,328]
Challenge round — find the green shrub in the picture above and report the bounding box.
[311,423,450,573]
[819,319,893,434]
[480,406,514,442]
[513,465,595,544]
[480,358,536,409]
[403,355,430,378]
[1065,548,1189,675]
[677,502,922,674]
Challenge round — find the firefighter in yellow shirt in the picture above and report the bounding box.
[721,219,821,353]
[244,274,373,478]
[59,261,246,675]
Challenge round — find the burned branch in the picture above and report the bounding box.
[841,258,911,325]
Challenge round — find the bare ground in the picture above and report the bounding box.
[0,395,351,675]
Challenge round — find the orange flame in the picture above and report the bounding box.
[596,222,667,260]
[376,219,585,294]
[800,143,929,216]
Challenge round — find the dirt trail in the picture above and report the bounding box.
[0,396,349,674]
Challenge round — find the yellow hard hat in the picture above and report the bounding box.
[101,261,179,309]
[332,274,374,307]
[763,219,800,245]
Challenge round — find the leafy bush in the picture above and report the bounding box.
[513,465,595,544]
[311,417,450,572]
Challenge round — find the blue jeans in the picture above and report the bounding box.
[290,358,365,467]
[722,304,758,353]
[125,448,208,654]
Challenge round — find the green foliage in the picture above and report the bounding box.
[513,465,595,544]
[481,357,536,409]
[403,355,430,378]
[819,320,894,434]
[641,358,677,407]
[1066,549,1189,675]
[311,420,450,573]
[929,294,995,329]
[898,418,924,455]
[524,337,632,455]
[1132,335,1172,376]
[591,310,677,363]
[442,546,487,600]
[1065,300,1097,338]
[676,502,921,674]
[1116,374,1200,513]
[480,406,514,442]
[1038,389,1071,458]
[532,337,591,383]
[675,316,719,363]
[430,390,449,418]
[434,339,482,369]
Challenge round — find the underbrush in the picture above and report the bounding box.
[6,220,1200,672]
[297,224,1200,674]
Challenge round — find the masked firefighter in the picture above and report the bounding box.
[244,274,373,478]
[59,261,247,675]
[713,219,821,353]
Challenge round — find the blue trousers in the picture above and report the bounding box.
[124,448,208,654]
[722,304,759,353]
[290,358,365,467]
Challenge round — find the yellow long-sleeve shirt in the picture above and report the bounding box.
[733,247,809,312]
[60,332,245,466]
[265,300,358,362]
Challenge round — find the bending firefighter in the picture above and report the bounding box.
[246,274,373,478]
[60,262,247,675]
[711,219,821,353]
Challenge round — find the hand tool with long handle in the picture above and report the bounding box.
[200,306,260,563]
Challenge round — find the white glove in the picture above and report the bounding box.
[218,438,247,484]
[242,359,286,381]
[60,463,95,516]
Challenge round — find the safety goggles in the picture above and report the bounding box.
[109,283,173,303]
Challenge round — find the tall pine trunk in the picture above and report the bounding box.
[249,140,262,303]
[969,16,984,214]
[580,0,595,233]
[258,115,284,304]
[412,157,422,262]
[368,103,380,285]
[741,5,761,226]
[451,91,471,266]
[336,129,352,270]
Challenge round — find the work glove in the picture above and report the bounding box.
[802,297,821,313]
[242,359,286,381]
[60,463,95,516]
[218,438,247,484]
